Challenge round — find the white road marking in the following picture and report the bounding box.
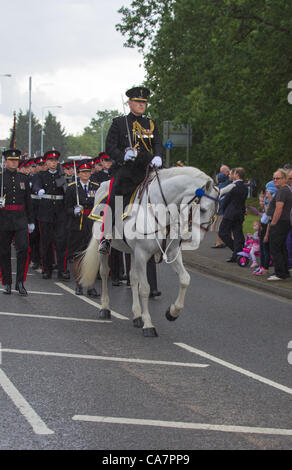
[0,289,63,296]
[0,312,111,323]
[0,368,54,435]
[2,348,209,368]
[72,415,292,436]
[175,342,292,396]
[55,282,129,320]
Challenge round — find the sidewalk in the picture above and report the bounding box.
[182,232,292,301]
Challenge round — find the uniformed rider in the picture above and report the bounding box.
[99,86,163,254]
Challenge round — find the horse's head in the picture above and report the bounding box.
[195,178,219,240]
[153,167,219,244]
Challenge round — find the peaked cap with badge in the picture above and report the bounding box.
[126,86,150,102]
[3,149,22,160]
[44,150,61,160]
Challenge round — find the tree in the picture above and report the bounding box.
[43,112,67,156]
[13,110,42,156]
[66,109,120,157]
[117,0,292,185]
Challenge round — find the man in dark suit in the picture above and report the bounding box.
[0,149,35,295]
[219,167,248,262]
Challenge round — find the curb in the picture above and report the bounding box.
[183,256,292,301]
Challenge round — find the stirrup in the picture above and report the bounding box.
[99,239,111,254]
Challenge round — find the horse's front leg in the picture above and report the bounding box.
[98,253,111,320]
[134,252,158,337]
[165,249,190,322]
[129,254,143,328]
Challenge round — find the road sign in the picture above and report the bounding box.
[165,140,173,149]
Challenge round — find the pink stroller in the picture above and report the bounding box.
[237,234,260,267]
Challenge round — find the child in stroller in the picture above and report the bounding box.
[237,220,260,267]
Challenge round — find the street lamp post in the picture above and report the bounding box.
[41,105,62,155]
[28,76,32,157]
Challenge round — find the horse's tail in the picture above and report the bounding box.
[79,235,100,287]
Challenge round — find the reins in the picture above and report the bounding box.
[137,170,219,264]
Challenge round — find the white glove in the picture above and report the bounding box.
[124,148,137,161]
[38,189,45,198]
[151,156,162,168]
[74,206,82,216]
[28,223,35,233]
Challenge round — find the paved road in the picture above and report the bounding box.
[0,255,292,451]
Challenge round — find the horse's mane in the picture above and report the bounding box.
[158,166,210,181]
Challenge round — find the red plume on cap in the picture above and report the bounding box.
[77,159,93,172]
[44,150,60,160]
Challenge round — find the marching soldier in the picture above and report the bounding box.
[65,159,100,296]
[0,149,35,295]
[63,160,75,184]
[29,156,45,270]
[32,150,69,280]
[90,154,111,184]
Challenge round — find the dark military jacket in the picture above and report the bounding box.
[65,180,100,231]
[0,169,34,231]
[90,170,111,184]
[106,112,163,167]
[32,170,66,223]
[105,112,163,196]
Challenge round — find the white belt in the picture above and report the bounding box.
[42,194,64,200]
[31,194,40,200]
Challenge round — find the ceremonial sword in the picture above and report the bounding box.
[122,95,137,159]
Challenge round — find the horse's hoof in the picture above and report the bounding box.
[143,327,158,337]
[133,317,143,328]
[165,307,177,321]
[99,309,111,320]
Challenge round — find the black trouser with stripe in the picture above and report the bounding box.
[39,220,67,274]
[0,228,29,285]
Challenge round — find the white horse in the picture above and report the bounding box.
[80,166,218,337]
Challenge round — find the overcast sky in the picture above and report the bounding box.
[0,0,145,139]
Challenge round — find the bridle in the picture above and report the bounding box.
[134,170,220,264]
[187,185,220,232]
[141,170,219,235]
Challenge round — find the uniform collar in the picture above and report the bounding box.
[128,112,144,120]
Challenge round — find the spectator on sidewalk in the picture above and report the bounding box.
[211,170,230,248]
[246,220,260,268]
[219,167,248,263]
[253,180,277,275]
[265,169,292,281]
[286,168,292,269]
